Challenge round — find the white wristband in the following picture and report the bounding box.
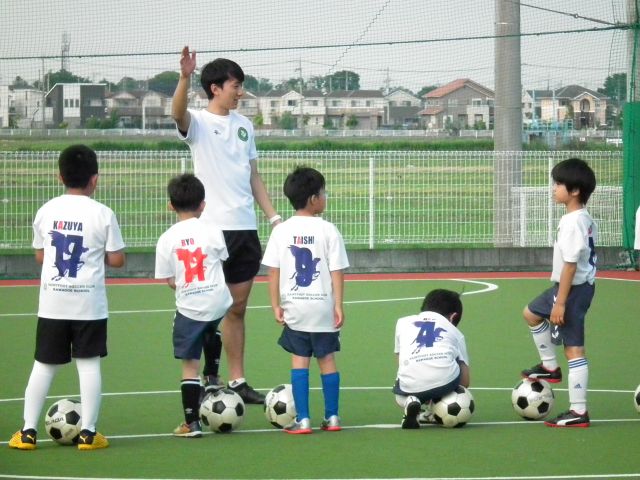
[269,214,282,225]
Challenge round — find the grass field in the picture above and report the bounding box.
[1,272,639,480]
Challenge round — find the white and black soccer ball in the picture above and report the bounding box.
[512,378,555,420]
[199,389,245,433]
[432,385,475,428]
[45,398,82,445]
[264,384,297,429]
[633,384,640,413]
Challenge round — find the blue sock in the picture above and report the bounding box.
[321,372,340,418]
[291,368,310,422]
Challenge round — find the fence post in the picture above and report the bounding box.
[547,155,554,246]
[369,156,375,249]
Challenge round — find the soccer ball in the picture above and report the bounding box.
[512,378,555,420]
[45,398,82,445]
[199,389,245,433]
[432,385,475,428]
[634,384,640,413]
[264,384,297,429]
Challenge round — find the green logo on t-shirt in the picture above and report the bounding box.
[238,127,248,142]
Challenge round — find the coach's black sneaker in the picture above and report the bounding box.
[8,429,37,450]
[401,396,421,429]
[521,363,562,383]
[229,382,265,404]
[544,410,590,428]
[203,375,225,394]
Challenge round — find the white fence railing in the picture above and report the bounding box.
[0,150,622,250]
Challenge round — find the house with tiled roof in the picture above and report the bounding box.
[384,89,423,127]
[325,90,385,129]
[523,85,608,129]
[418,79,494,129]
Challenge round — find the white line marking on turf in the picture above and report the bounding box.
[0,279,498,318]
[1,385,635,403]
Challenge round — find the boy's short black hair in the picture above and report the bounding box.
[421,289,463,326]
[551,157,597,204]
[283,166,325,210]
[58,144,98,189]
[167,173,205,212]
[200,58,245,100]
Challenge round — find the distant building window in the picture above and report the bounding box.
[448,99,458,106]
[64,99,69,107]
[403,101,411,106]
[366,101,372,107]
[351,100,357,107]
[75,99,79,107]
[270,101,277,107]
[472,99,483,106]
[287,100,296,106]
[311,100,318,106]
[332,100,340,107]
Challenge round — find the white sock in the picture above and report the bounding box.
[23,361,58,431]
[529,321,558,370]
[76,357,102,432]
[568,357,588,414]
[228,377,246,388]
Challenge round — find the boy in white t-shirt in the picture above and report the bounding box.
[393,289,470,429]
[155,174,232,438]
[9,145,125,451]
[262,166,349,434]
[521,157,597,428]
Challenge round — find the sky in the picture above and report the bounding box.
[0,0,630,94]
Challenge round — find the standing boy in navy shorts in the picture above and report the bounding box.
[521,158,597,427]
[262,167,349,434]
[155,174,232,437]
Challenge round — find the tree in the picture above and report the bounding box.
[417,85,438,98]
[326,70,360,91]
[278,111,297,129]
[148,71,180,96]
[598,73,626,103]
[11,76,31,89]
[244,75,273,94]
[346,114,358,129]
[275,77,304,92]
[33,69,90,90]
[115,76,143,92]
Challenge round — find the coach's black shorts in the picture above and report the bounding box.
[527,282,595,347]
[35,317,107,365]
[222,230,262,284]
[173,311,222,360]
[278,325,340,358]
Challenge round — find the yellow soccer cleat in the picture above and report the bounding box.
[77,430,109,450]
[8,429,37,450]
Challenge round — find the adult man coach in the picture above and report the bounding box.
[172,46,281,404]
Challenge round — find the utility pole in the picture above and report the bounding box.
[297,59,304,135]
[494,0,522,246]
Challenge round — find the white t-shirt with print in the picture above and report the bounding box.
[178,109,258,230]
[394,311,469,393]
[155,218,232,322]
[33,194,125,320]
[551,208,597,285]
[262,216,349,332]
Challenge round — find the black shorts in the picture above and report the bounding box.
[277,325,341,358]
[173,311,222,360]
[222,230,262,284]
[528,282,595,347]
[35,317,107,365]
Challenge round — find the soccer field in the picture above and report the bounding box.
[1,272,639,480]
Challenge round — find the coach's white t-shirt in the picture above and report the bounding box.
[262,216,349,332]
[394,311,469,393]
[155,218,232,322]
[33,194,125,320]
[178,109,258,230]
[551,208,597,285]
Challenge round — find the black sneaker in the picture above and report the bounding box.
[544,410,590,428]
[521,363,562,383]
[401,396,421,429]
[229,382,265,404]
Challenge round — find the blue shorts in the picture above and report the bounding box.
[278,325,340,358]
[527,282,595,347]
[173,311,221,360]
[222,230,262,284]
[392,374,461,404]
[35,317,107,365]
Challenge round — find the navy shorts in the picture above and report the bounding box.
[35,317,107,365]
[222,230,262,284]
[173,311,222,360]
[278,325,341,358]
[392,374,461,404]
[527,282,595,347]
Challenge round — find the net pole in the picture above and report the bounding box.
[623,0,640,251]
